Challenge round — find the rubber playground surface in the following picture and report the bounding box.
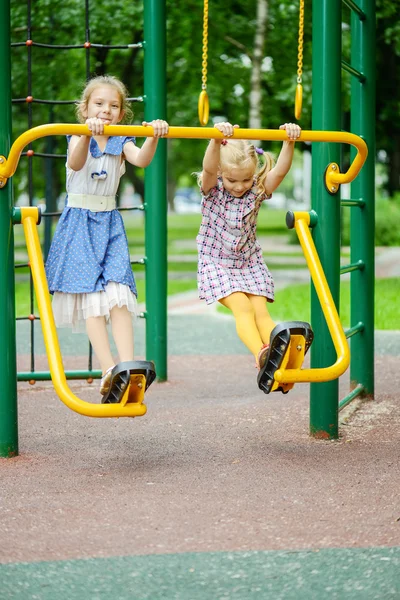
[1,313,400,599]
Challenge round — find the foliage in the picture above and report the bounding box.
[9,0,313,205]
[341,193,400,246]
[8,0,400,208]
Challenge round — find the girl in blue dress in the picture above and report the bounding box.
[46,75,168,399]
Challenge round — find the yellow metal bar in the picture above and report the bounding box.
[0,124,367,187]
[20,207,147,418]
[274,211,350,384]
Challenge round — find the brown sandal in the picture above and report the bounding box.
[256,344,270,370]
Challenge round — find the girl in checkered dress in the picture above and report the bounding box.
[196,121,301,380]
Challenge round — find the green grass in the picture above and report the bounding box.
[13,212,399,330]
[15,277,199,318]
[217,278,400,331]
[16,277,399,330]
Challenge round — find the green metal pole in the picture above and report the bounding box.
[350,0,375,397]
[0,0,18,457]
[310,0,342,439]
[143,0,168,380]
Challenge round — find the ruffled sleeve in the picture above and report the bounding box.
[201,176,224,208]
[90,136,136,158]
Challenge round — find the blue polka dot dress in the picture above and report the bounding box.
[45,135,138,332]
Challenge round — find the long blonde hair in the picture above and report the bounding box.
[197,139,274,199]
[76,75,133,124]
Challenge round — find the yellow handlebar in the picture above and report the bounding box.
[0,124,368,190]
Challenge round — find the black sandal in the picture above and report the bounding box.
[101,361,156,404]
[257,321,313,394]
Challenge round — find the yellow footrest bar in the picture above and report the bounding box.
[19,207,151,418]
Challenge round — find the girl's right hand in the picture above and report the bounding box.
[214,122,239,138]
[86,117,106,136]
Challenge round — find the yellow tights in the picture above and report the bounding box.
[219,292,276,361]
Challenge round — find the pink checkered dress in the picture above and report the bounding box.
[197,177,275,305]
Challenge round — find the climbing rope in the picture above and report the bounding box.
[295,0,304,120]
[198,0,209,126]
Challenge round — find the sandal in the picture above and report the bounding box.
[99,366,114,395]
[257,344,270,370]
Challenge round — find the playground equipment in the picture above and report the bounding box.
[0,125,367,188]
[0,0,375,456]
[0,124,367,412]
[258,321,314,395]
[12,205,155,418]
[294,0,305,120]
[257,208,351,395]
[198,0,209,125]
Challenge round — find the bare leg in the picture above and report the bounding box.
[110,305,134,363]
[86,316,114,375]
[219,292,263,359]
[248,294,276,344]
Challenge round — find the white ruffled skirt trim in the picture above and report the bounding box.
[52,282,138,333]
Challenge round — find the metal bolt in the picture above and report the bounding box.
[280,344,286,351]
[267,379,273,386]
[331,164,337,170]
[0,157,4,164]
[138,383,143,388]
[331,186,336,193]
[297,345,302,351]
[0,181,4,187]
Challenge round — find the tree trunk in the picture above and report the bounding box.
[249,0,268,130]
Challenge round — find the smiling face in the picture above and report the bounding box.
[83,85,124,125]
[221,165,255,198]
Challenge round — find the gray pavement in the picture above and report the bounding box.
[3,246,400,599]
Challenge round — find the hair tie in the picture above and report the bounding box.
[220,140,228,146]
[255,147,263,155]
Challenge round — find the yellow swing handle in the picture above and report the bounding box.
[295,0,304,121]
[198,0,209,126]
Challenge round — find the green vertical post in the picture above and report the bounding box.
[310,0,342,438]
[143,0,168,380]
[350,0,375,396]
[0,0,18,457]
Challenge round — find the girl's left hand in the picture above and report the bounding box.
[143,119,169,137]
[280,123,301,141]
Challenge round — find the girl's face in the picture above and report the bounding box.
[221,166,255,198]
[83,85,124,125]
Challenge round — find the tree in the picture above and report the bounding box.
[10,0,397,204]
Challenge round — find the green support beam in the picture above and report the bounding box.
[143,0,168,380]
[310,0,342,439]
[350,0,375,397]
[0,0,18,457]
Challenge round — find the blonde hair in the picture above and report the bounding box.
[197,139,274,199]
[76,75,133,124]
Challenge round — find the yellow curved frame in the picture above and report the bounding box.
[0,124,368,190]
[20,207,147,418]
[7,126,365,412]
[274,211,350,384]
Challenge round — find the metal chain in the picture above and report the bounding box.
[297,0,304,84]
[201,0,208,90]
